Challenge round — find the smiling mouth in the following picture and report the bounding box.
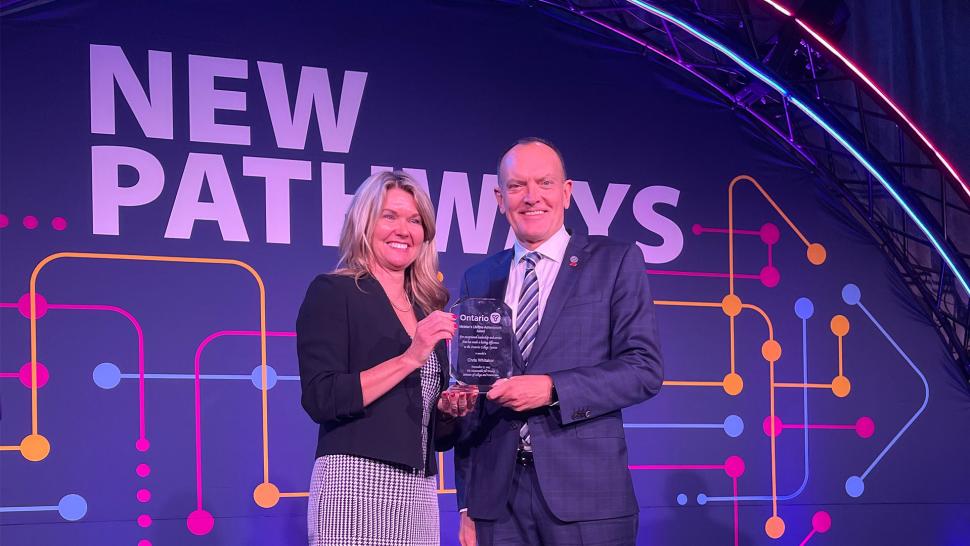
[522,210,547,216]
[387,242,410,249]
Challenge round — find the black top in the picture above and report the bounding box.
[296,273,450,475]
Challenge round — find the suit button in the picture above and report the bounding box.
[584,410,592,418]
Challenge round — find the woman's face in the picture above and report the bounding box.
[369,187,425,273]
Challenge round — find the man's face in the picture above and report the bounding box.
[495,142,573,250]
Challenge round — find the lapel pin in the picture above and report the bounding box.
[569,255,579,267]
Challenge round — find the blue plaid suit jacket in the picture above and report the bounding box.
[451,232,664,522]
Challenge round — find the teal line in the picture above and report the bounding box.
[856,301,929,480]
[0,505,58,513]
[119,373,300,380]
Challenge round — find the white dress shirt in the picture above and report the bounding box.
[504,225,571,329]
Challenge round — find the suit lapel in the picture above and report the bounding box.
[528,233,590,362]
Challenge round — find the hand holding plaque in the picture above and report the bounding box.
[449,298,513,390]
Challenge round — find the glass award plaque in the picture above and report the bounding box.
[449,298,513,390]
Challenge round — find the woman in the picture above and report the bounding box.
[297,171,470,546]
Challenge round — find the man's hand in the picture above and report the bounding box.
[459,511,477,546]
[486,375,554,411]
[438,385,479,417]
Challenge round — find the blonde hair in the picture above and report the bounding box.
[334,171,449,313]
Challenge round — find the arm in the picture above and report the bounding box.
[549,243,664,425]
[297,275,365,424]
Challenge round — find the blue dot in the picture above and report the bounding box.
[845,475,864,497]
[92,363,121,389]
[676,493,687,506]
[696,493,708,505]
[794,297,814,319]
[58,494,87,521]
[723,415,744,438]
[250,365,278,390]
[842,284,861,305]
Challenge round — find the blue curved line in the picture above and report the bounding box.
[624,0,969,296]
[855,301,930,480]
[702,316,811,503]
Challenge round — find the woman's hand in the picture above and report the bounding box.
[438,384,479,417]
[459,511,477,546]
[404,310,456,367]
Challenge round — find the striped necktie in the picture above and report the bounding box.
[515,251,541,451]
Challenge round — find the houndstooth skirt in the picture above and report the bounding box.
[307,352,441,546]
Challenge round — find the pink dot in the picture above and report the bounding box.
[855,416,875,438]
[187,509,215,536]
[759,265,780,288]
[17,293,48,319]
[18,362,49,388]
[691,223,703,235]
[0,214,8,228]
[762,416,783,437]
[23,215,38,229]
[138,541,152,546]
[811,510,832,533]
[51,217,68,231]
[723,455,745,478]
[136,463,151,478]
[136,438,151,452]
[136,489,151,503]
[760,222,780,245]
[137,514,152,528]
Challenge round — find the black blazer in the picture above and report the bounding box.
[296,273,449,475]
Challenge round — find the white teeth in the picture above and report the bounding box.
[388,242,408,249]
[524,211,545,216]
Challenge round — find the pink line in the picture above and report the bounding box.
[647,269,761,280]
[0,372,19,378]
[782,423,855,431]
[768,243,774,267]
[732,477,739,546]
[799,529,817,546]
[2,301,147,442]
[629,464,725,471]
[696,226,762,236]
[193,330,296,510]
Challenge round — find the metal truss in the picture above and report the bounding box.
[511,0,970,381]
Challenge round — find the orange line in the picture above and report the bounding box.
[0,445,21,451]
[838,334,844,377]
[730,315,737,374]
[729,175,811,247]
[437,488,457,494]
[438,452,447,491]
[279,492,309,498]
[28,253,269,479]
[663,380,725,387]
[653,300,722,309]
[775,383,833,389]
[741,303,775,340]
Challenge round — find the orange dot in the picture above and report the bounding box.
[723,373,743,395]
[253,482,280,508]
[765,516,786,538]
[721,294,742,317]
[807,243,826,265]
[830,315,850,336]
[832,375,851,398]
[20,434,50,462]
[436,271,444,282]
[762,340,782,362]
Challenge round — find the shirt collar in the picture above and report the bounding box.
[512,225,570,266]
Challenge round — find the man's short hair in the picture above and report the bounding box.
[497,137,567,184]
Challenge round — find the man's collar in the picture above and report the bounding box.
[512,225,570,265]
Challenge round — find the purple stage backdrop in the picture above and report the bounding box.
[1,1,968,545]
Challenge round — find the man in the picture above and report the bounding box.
[453,138,664,545]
